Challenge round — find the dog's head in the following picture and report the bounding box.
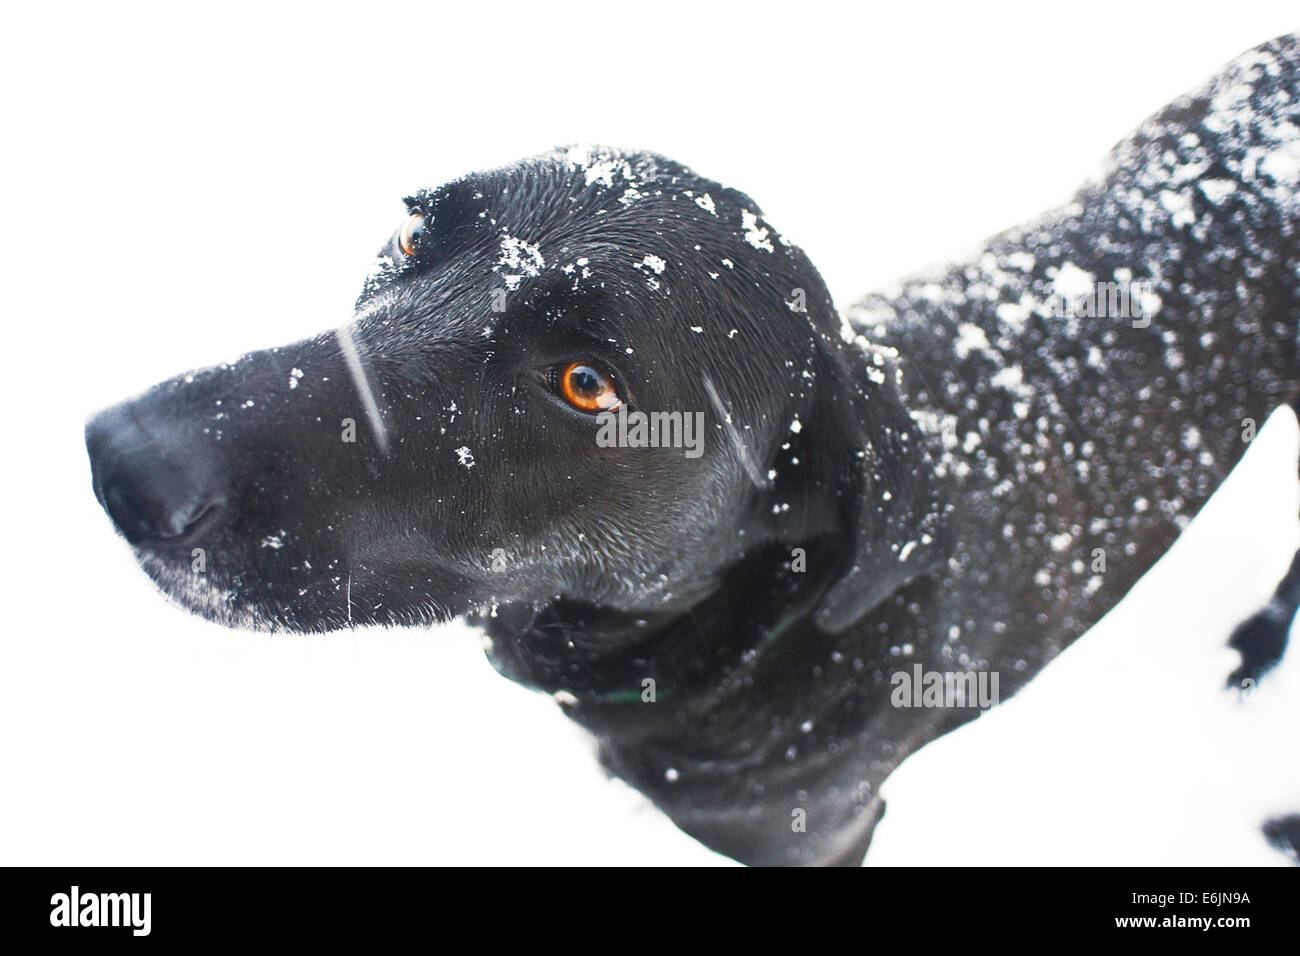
[87,146,945,635]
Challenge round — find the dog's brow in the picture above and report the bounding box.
[336,325,390,454]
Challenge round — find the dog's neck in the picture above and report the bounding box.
[479,542,829,698]
[475,540,949,866]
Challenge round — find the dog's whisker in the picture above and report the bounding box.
[704,376,770,490]
[335,325,390,454]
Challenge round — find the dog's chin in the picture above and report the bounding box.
[132,550,465,634]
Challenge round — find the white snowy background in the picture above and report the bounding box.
[1,2,1297,865]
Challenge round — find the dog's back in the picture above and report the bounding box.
[849,33,1300,688]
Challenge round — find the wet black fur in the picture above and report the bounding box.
[88,36,1300,865]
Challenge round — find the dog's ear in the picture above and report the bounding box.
[810,335,951,633]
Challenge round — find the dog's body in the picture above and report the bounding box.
[87,36,1300,865]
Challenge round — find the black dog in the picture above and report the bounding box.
[87,35,1300,865]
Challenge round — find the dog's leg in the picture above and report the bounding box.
[1263,814,1300,864]
[1227,549,1300,688]
[1227,414,1300,689]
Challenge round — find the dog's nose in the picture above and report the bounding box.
[86,403,226,546]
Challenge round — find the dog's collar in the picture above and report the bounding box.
[480,541,839,709]
[576,602,808,705]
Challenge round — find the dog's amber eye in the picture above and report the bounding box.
[398,212,425,257]
[558,361,620,413]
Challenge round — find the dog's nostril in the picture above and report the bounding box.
[86,404,227,547]
[162,500,221,538]
[102,481,222,543]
